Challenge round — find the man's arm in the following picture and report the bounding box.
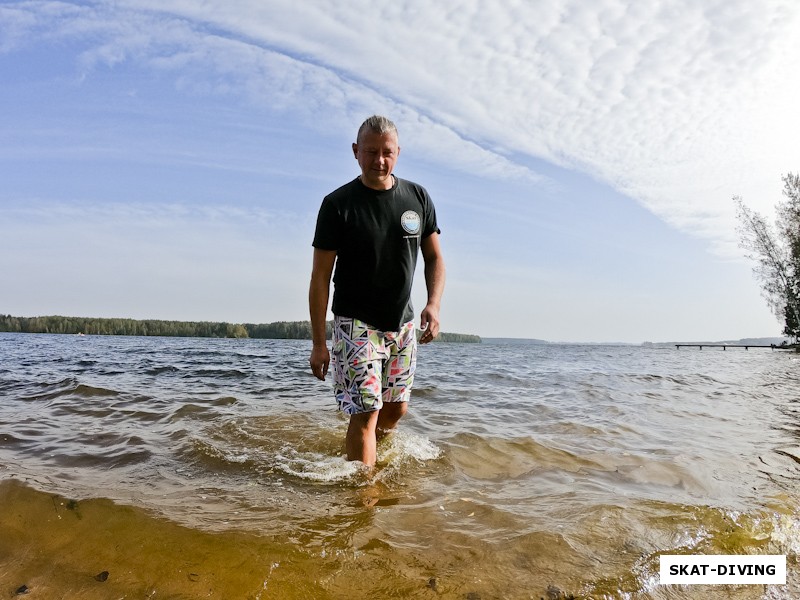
[309,248,337,379]
[419,232,445,344]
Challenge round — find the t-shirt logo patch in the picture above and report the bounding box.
[401,211,421,235]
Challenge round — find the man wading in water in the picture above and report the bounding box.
[309,115,446,467]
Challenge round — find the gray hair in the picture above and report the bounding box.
[357,115,398,142]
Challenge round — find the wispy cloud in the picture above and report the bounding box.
[7,0,797,252]
[3,1,542,183]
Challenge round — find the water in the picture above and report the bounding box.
[0,332,798,599]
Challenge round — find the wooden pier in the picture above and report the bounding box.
[675,344,778,350]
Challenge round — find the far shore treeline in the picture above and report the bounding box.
[0,314,481,343]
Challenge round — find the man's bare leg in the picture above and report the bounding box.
[376,401,407,442]
[346,403,408,465]
[346,411,380,466]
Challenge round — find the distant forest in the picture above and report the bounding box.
[0,314,481,343]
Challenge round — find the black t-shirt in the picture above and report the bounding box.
[312,176,440,331]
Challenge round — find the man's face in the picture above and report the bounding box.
[352,130,400,190]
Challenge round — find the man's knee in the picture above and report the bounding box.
[349,410,379,434]
[377,401,407,429]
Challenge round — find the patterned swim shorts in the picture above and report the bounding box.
[331,316,417,415]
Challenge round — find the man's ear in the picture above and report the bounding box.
[352,142,358,158]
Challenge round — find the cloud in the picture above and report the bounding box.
[5,0,800,253]
[3,1,542,184]
[130,1,800,245]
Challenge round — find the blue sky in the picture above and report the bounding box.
[2,0,799,342]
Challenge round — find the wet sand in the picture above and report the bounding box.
[0,479,306,598]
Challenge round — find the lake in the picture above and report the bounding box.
[0,332,798,599]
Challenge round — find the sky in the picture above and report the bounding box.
[2,0,799,343]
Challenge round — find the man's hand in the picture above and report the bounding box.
[310,344,330,380]
[419,303,440,344]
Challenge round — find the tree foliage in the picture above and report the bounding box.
[0,315,249,338]
[0,314,480,343]
[736,173,800,341]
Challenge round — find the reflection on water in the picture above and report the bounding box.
[0,333,799,599]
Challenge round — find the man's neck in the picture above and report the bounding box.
[359,174,395,191]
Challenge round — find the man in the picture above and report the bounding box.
[309,115,445,467]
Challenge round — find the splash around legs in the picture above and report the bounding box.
[346,402,408,466]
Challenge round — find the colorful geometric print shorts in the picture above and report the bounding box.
[331,316,417,415]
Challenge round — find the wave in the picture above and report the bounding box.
[271,430,442,485]
[144,365,180,376]
[13,379,120,403]
[185,368,249,379]
[274,449,364,483]
[182,416,442,486]
[574,501,800,599]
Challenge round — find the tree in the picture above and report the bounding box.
[735,173,800,342]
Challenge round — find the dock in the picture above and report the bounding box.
[675,344,778,350]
